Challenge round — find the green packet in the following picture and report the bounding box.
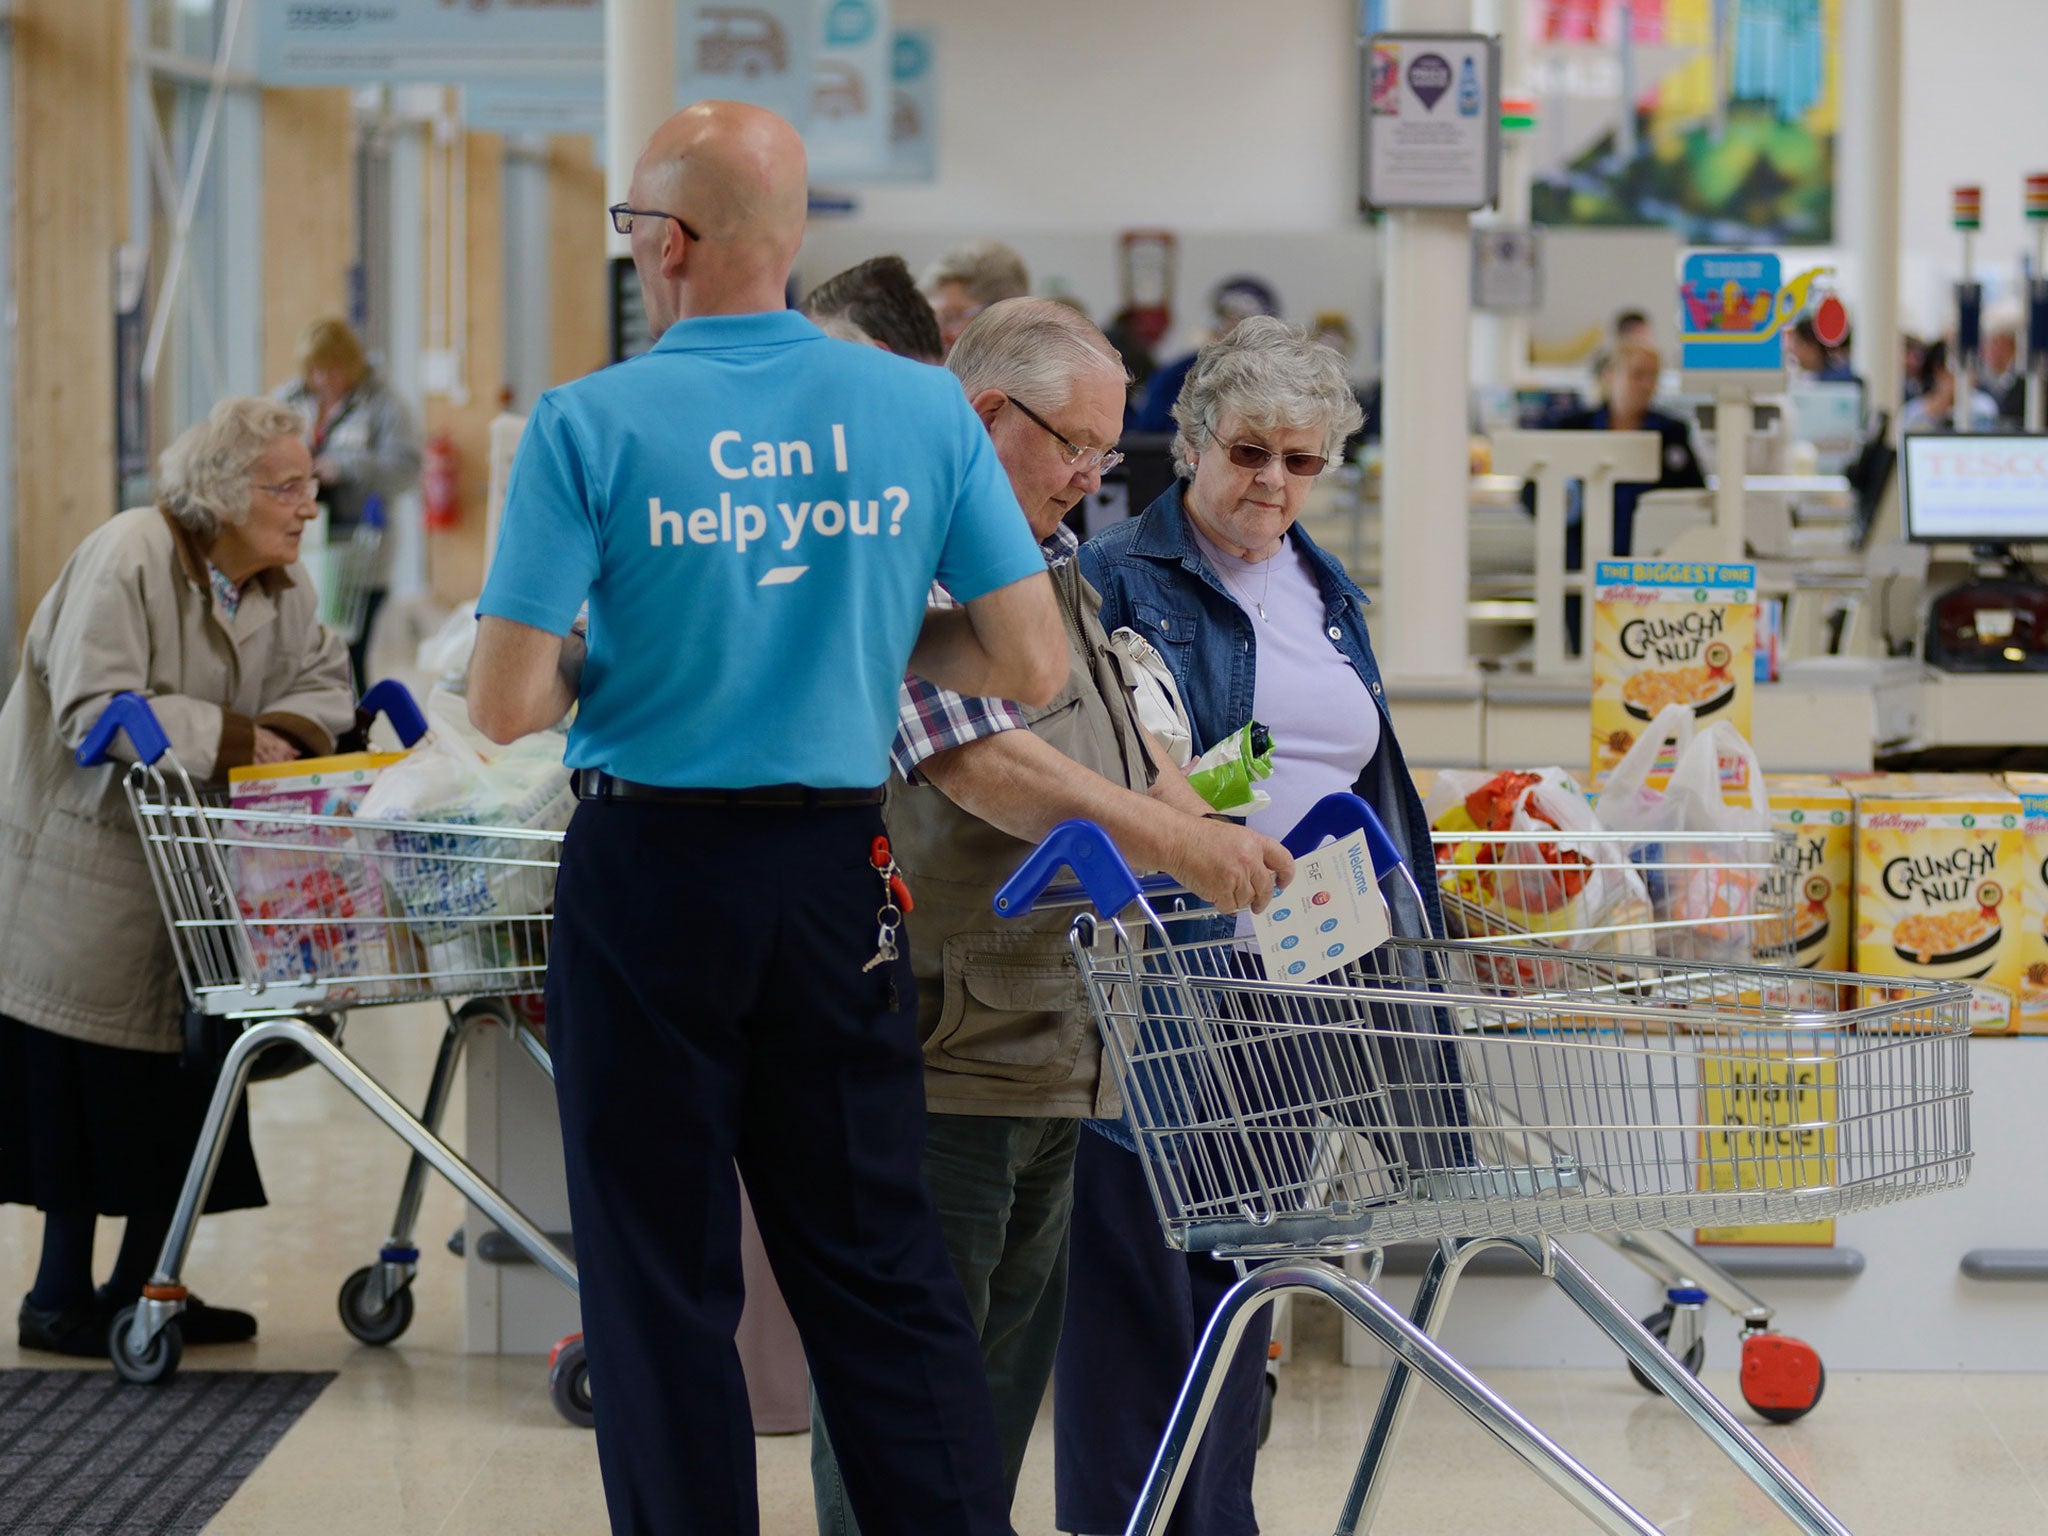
[1187,721,1275,814]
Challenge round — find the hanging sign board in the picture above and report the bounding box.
[257,0,603,85]
[805,0,892,179]
[1359,31,1499,212]
[1471,226,1542,312]
[679,0,815,131]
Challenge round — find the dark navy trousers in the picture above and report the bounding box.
[1054,1129,1270,1536]
[546,798,1010,1536]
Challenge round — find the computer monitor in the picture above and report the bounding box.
[1899,433,2048,546]
[1787,380,1865,474]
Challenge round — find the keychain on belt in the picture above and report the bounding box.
[863,835,915,1007]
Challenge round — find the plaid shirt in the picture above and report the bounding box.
[890,525,1078,782]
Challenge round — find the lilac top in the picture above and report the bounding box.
[1188,520,1380,844]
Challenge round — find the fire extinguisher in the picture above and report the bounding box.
[422,430,459,532]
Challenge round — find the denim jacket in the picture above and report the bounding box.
[1078,481,1443,940]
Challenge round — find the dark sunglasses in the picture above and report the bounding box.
[1205,423,1328,478]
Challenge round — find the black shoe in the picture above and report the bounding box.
[95,1286,258,1346]
[18,1294,113,1358]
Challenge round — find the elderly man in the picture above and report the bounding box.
[922,239,1031,353]
[810,297,1295,1536]
[470,103,1065,1536]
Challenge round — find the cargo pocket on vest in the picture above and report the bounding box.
[925,931,1086,1082]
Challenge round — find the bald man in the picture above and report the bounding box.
[469,102,1063,1536]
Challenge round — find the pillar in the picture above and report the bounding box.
[604,0,675,257]
[1839,0,1902,423]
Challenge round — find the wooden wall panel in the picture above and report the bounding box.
[423,130,506,608]
[260,89,356,391]
[546,136,607,388]
[13,0,127,638]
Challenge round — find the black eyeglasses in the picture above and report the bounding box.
[1205,423,1328,478]
[1007,397,1125,475]
[609,204,702,242]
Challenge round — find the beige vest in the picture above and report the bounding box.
[886,558,1153,1118]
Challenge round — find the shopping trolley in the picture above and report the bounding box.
[1431,822,1830,1414]
[75,685,589,1425]
[995,795,1971,1536]
[317,497,385,648]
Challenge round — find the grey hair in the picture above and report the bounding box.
[919,239,1030,306]
[157,396,306,542]
[947,297,1128,412]
[814,312,878,347]
[1169,316,1363,477]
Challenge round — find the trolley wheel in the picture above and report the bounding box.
[337,1265,416,1346]
[107,1305,184,1386]
[1257,1365,1277,1448]
[549,1334,594,1429]
[1627,1306,1706,1393]
[1741,1331,1825,1423]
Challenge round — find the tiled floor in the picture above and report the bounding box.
[5,1005,2044,1534]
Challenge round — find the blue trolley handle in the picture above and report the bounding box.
[993,792,1411,920]
[75,679,431,770]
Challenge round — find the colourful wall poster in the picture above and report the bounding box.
[1695,1049,1838,1248]
[257,0,602,84]
[806,0,893,178]
[1527,0,1838,244]
[876,28,936,183]
[1678,252,1781,370]
[1590,560,1756,789]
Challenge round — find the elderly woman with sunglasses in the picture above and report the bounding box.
[0,397,354,1358]
[1059,318,1442,1536]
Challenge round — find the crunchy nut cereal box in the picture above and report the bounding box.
[1765,775,1853,972]
[2006,773,2048,1035]
[1849,774,2024,1036]
[1591,561,1755,791]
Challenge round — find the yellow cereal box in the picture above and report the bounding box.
[1849,774,2025,1035]
[1590,561,1755,791]
[2006,773,2048,1035]
[1696,1050,1837,1248]
[1765,775,1854,973]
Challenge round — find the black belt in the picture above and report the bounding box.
[572,769,884,809]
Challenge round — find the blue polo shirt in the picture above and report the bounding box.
[478,310,1043,788]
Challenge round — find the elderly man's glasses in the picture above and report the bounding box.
[608,204,702,242]
[255,477,320,503]
[1007,397,1125,475]
[1205,424,1328,478]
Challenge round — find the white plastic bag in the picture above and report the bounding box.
[1107,626,1193,768]
[356,701,572,945]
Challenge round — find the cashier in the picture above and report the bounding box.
[1556,340,1706,561]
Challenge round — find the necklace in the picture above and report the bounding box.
[1214,541,1279,622]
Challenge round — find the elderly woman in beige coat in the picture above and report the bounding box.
[0,396,354,1357]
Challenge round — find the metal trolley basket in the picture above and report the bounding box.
[77,685,590,1425]
[995,795,1971,1536]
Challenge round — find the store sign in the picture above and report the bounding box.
[257,0,604,84]
[678,0,814,132]
[1359,31,1498,212]
[1471,226,1541,312]
[805,0,892,178]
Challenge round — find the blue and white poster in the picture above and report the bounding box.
[257,0,603,85]
[877,28,936,183]
[678,0,814,131]
[1677,252,1784,371]
[805,0,891,179]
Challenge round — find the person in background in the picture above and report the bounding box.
[1898,339,2001,434]
[1556,340,1705,560]
[1788,315,1859,384]
[808,297,1293,1536]
[468,101,1065,1536]
[1131,276,1280,434]
[1978,303,2026,425]
[1067,318,1448,1536]
[922,240,1032,354]
[272,317,421,686]
[1900,333,1930,401]
[0,397,354,1357]
[803,254,946,364]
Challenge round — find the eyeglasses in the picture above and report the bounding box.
[255,477,321,503]
[1204,423,1328,478]
[1007,398,1125,475]
[608,204,702,242]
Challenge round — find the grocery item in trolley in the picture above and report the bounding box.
[227,751,408,993]
[354,710,573,976]
[1765,774,1854,971]
[1847,773,2025,1035]
[1425,766,1654,958]
[2003,772,2048,1035]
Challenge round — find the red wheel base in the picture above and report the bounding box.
[1741,1331,1824,1423]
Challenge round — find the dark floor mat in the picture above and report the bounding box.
[0,1369,333,1534]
